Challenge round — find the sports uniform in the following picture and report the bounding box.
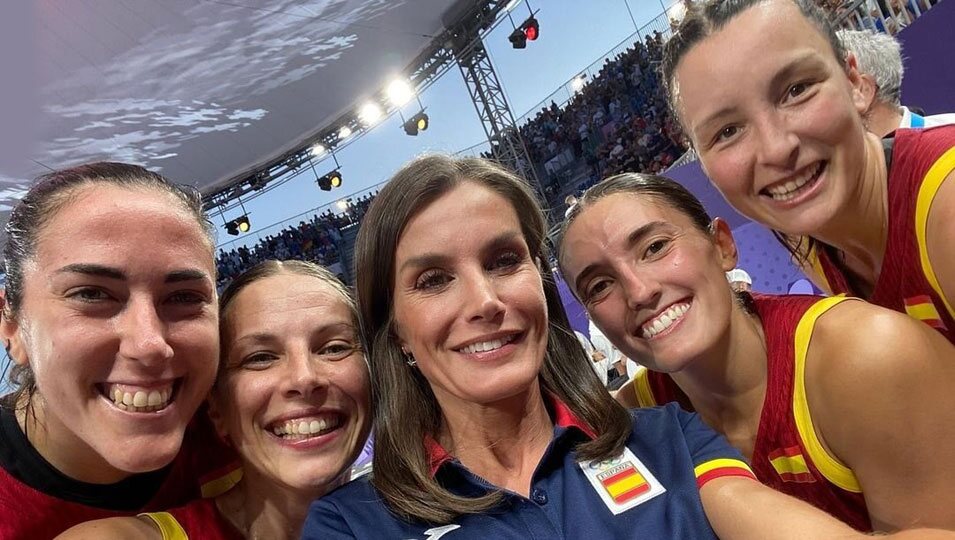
[140,498,243,540]
[301,400,755,539]
[810,125,955,344]
[0,406,240,539]
[631,294,871,531]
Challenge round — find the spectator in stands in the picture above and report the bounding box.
[838,29,955,136]
[0,162,236,538]
[302,154,953,540]
[558,172,955,531]
[60,261,371,540]
[662,0,955,345]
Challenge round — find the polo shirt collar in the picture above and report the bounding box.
[425,393,596,477]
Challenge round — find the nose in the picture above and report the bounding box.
[281,349,328,399]
[754,113,799,170]
[118,296,174,366]
[462,270,506,323]
[618,265,662,312]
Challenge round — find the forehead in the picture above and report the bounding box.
[225,273,351,331]
[397,182,523,255]
[574,192,697,232]
[675,1,837,118]
[33,183,212,267]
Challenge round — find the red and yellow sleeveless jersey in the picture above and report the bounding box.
[0,411,241,539]
[141,497,243,540]
[631,294,871,531]
[811,125,955,344]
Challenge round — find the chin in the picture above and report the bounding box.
[104,434,184,474]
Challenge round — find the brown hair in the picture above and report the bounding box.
[354,154,632,524]
[1,161,214,409]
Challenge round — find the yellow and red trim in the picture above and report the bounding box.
[632,366,658,408]
[199,464,243,499]
[694,458,755,489]
[914,146,955,323]
[140,512,189,540]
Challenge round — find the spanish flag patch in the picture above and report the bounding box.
[768,446,815,483]
[904,295,947,330]
[598,463,651,504]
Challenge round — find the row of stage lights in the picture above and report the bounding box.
[221,2,540,238]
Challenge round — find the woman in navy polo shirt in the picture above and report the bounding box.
[301,155,951,539]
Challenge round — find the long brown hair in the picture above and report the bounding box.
[354,154,632,524]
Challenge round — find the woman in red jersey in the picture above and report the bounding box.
[559,173,955,531]
[0,162,236,539]
[59,261,372,539]
[661,0,955,344]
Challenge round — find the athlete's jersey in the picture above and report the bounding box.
[141,498,243,540]
[0,407,241,540]
[632,294,871,531]
[811,125,955,344]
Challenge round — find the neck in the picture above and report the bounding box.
[670,300,767,455]
[17,394,128,484]
[437,383,552,496]
[219,468,338,540]
[812,132,889,282]
[867,103,904,139]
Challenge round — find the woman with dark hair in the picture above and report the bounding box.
[0,162,237,538]
[661,0,955,344]
[301,155,950,539]
[59,260,371,539]
[558,172,955,531]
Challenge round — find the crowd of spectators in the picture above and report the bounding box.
[215,191,378,288]
[518,32,688,205]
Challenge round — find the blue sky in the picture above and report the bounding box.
[216,0,682,250]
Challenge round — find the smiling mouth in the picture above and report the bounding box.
[640,302,690,339]
[100,380,179,413]
[762,161,826,202]
[456,333,519,355]
[268,414,343,441]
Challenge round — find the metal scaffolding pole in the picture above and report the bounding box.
[454,37,542,195]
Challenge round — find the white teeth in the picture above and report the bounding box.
[459,335,516,355]
[766,163,823,200]
[106,383,174,413]
[271,416,341,439]
[641,303,690,339]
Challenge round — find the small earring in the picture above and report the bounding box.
[402,350,416,367]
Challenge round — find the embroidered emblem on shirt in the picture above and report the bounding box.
[406,524,461,540]
[904,295,948,330]
[768,446,815,483]
[580,447,666,515]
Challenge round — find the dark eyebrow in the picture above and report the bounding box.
[573,221,669,294]
[54,263,210,284]
[693,52,821,140]
[398,231,524,273]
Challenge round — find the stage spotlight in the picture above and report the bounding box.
[225,215,251,236]
[317,170,343,191]
[359,102,383,125]
[387,79,413,106]
[509,16,539,48]
[403,111,430,136]
[338,126,352,139]
[310,143,326,157]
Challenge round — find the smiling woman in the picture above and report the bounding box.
[0,162,237,538]
[299,154,954,540]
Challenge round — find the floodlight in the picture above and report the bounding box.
[387,79,414,107]
[310,143,326,157]
[359,102,383,125]
[338,126,352,139]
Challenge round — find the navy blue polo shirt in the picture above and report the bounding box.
[302,402,754,539]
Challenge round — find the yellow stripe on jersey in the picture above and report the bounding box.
[200,466,244,498]
[807,244,835,296]
[140,512,189,540]
[769,452,810,476]
[632,366,658,407]
[792,296,862,493]
[915,146,955,321]
[905,299,943,323]
[694,458,753,478]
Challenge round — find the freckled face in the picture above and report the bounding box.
[674,0,869,237]
[561,193,737,372]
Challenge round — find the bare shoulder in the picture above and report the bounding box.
[55,516,160,540]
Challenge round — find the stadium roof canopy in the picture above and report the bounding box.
[0,0,473,227]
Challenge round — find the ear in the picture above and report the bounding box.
[204,392,231,442]
[710,218,739,272]
[0,293,28,367]
[844,52,870,117]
